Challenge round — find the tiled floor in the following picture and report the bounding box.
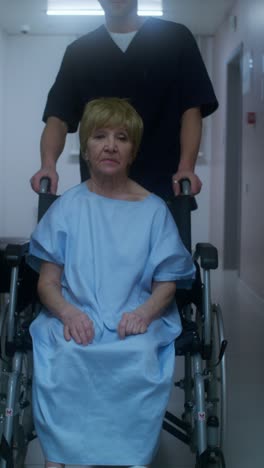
[25,268,264,468]
[211,269,264,468]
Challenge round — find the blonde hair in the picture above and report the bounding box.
[79,97,143,159]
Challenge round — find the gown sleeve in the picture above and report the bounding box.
[28,197,67,272]
[149,202,195,288]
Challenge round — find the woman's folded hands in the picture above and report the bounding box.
[117,310,150,339]
[118,281,177,339]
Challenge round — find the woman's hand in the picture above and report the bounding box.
[117,282,177,339]
[61,307,94,345]
[117,311,149,339]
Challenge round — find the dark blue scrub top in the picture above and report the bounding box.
[43,18,218,199]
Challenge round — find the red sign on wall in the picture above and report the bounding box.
[247,112,256,125]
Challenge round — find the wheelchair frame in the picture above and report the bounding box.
[0,239,37,468]
[0,180,227,468]
[163,184,227,467]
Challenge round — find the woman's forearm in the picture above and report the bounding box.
[38,261,94,345]
[136,281,176,325]
[37,261,74,321]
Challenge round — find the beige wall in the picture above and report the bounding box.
[0,27,5,231]
[1,35,79,237]
[210,0,264,298]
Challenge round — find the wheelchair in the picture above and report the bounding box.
[0,239,38,468]
[164,182,227,468]
[0,178,227,468]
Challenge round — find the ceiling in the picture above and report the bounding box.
[0,0,235,36]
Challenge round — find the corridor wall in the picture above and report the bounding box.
[211,0,264,298]
[0,28,5,232]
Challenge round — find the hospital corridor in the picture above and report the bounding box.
[0,1,264,468]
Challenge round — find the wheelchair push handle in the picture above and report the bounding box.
[167,178,196,254]
[39,177,51,194]
[179,178,191,196]
[39,177,192,195]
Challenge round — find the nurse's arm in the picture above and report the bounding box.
[38,261,94,345]
[30,117,68,194]
[172,107,202,196]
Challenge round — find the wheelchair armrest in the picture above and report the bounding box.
[1,238,30,267]
[194,243,218,270]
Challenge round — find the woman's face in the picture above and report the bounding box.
[85,127,134,177]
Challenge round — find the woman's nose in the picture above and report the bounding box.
[104,135,116,151]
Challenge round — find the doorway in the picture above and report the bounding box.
[223,44,243,271]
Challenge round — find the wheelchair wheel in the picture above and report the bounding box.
[0,351,34,468]
[12,351,34,468]
[195,447,226,467]
[205,304,227,450]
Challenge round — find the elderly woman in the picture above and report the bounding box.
[29,98,195,468]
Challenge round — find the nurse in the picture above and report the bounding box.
[29,97,195,468]
[30,0,218,199]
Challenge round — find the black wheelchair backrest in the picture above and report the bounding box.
[37,178,59,221]
[167,181,197,253]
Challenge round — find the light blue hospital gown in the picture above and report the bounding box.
[28,182,195,466]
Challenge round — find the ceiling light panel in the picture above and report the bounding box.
[47,0,163,16]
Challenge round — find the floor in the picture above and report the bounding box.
[25,268,264,468]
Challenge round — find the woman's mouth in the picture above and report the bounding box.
[101,158,119,164]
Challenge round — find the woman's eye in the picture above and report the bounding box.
[94,134,105,139]
[117,134,128,141]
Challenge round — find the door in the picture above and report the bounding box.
[223,44,243,272]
